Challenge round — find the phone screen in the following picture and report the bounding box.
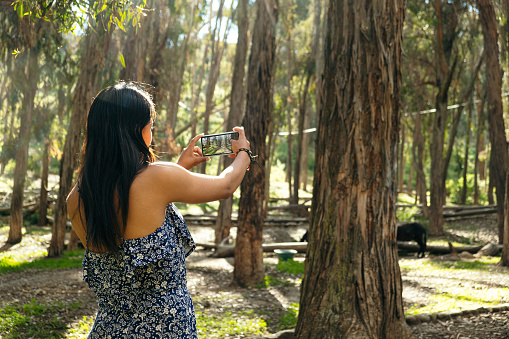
[201,131,239,157]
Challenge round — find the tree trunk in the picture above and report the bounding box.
[293,72,312,205]
[264,120,276,217]
[429,0,459,236]
[295,0,412,337]
[407,125,414,195]
[460,101,473,204]
[488,175,495,204]
[199,0,228,174]
[286,110,293,201]
[8,47,38,244]
[37,138,50,226]
[215,0,249,244]
[415,112,429,218]
[118,12,150,82]
[429,100,447,236]
[300,106,312,191]
[474,86,485,205]
[301,0,322,193]
[285,30,294,203]
[313,0,323,116]
[165,0,200,147]
[147,2,170,108]
[478,86,486,182]
[234,0,277,287]
[190,44,210,140]
[399,123,405,193]
[502,171,509,265]
[442,55,483,191]
[48,25,112,257]
[478,0,509,244]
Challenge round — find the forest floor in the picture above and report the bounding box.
[0,213,508,338]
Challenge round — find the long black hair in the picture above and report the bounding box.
[77,82,156,252]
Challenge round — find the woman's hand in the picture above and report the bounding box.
[229,126,250,158]
[177,134,210,170]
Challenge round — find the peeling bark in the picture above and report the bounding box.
[295,0,412,337]
[234,0,278,287]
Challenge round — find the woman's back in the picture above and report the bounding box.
[82,203,197,338]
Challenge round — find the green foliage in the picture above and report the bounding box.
[276,259,304,275]
[399,257,508,315]
[446,174,489,205]
[0,249,84,274]
[255,275,289,288]
[195,306,267,337]
[396,206,420,223]
[67,316,95,338]
[0,299,81,338]
[278,303,299,331]
[11,0,149,35]
[25,210,39,225]
[427,258,500,271]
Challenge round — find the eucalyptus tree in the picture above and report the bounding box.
[477,0,509,245]
[1,6,46,244]
[49,16,115,256]
[198,0,232,174]
[164,0,204,152]
[402,0,484,234]
[295,0,413,336]
[428,0,462,235]
[45,1,149,256]
[215,0,250,244]
[234,0,278,286]
[273,0,317,204]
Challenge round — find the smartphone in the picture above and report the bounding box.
[201,131,239,157]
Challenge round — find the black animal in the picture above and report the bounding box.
[300,231,308,242]
[397,222,427,258]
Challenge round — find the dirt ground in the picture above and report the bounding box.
[0,214,508,338]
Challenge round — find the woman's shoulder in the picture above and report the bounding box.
[66,184,80,215]
[130,162,186,197]
[66,184,88,246]
[136,162,189,184]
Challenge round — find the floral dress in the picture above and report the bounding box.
[82,203,197,338]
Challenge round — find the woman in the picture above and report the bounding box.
[66,82,252,338]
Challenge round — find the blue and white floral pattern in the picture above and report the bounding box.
[82,203,197,338]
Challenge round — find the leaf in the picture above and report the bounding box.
[119,54,126,68]
[17,1,23,18]
[115,17,126,32]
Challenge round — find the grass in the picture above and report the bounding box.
[400,257,509,315]
[65,316,95,338]
[195,306,267,337]
[277,303,299,331]
[0,299,82,339]
[256,259,305,288]
[0,249,84,274]
[276,259,304,276]
[255,274,292,288]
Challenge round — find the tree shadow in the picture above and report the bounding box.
[0,242,15,252]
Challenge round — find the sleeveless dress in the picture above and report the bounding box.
[82,203,197,338]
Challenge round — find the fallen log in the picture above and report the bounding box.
[397,242,485,255]
[266,204,310,217]
[195,241,308,258]
[183,215,309,226]
[46,215,73,228]
[0,197,56,214]
[442,207,497,218]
